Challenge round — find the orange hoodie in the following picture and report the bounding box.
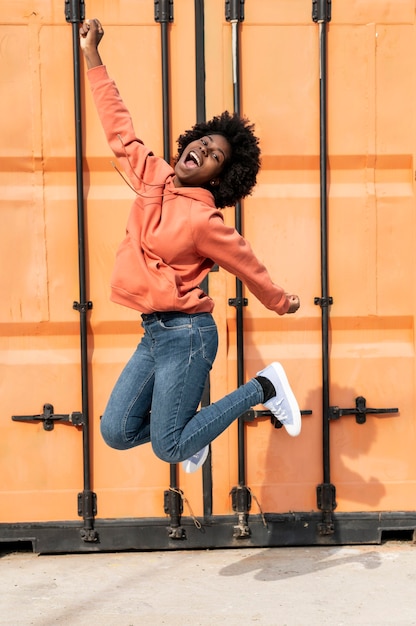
[88,65,290,315]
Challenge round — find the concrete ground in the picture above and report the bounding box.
[1,542,415,626]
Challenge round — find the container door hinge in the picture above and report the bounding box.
[230,485,251,538]
[164,488,186,540]
[154,0,174,23]
[329,396,399,425]
[12,403,84,431]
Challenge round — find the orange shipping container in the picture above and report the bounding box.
[1,0,415,552]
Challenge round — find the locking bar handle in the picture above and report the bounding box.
[12,403,84,431]
[330,396,399,425]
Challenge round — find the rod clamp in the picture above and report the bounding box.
[64,0,85,23]
[329,396,399,425]
[314,296,333,308]
[225,0,245,22]
[73,300,93,313]
[154,0,174,23]
[228,297,248,308]
[312,0,332,23]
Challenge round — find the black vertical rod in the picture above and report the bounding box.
[313,0,336,534]
[65,0,97,541]
[232,22,246,488]
[161,19,171,162]
[226,1,251,538]
[160,13,176,494]
[195,0,206,124]
[318,21,331,487]
[194,0,214,518]
[155,1,183,536]
[229,8,246,488]
[161,19,177,504]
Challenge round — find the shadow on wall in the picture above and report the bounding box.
[255,380,387,511]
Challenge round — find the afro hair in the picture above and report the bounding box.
[175,111,261,209]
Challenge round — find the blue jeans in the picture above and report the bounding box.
[100,312,264,463]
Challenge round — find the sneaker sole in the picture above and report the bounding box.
[181,445,209,473]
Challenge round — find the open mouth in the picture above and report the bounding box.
[184,150,201,168]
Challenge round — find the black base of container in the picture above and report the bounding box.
[1,512,415,554]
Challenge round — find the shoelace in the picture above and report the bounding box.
[268,398,290,422]
[273,406,288,421]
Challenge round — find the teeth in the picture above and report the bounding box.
[189,150,201,166]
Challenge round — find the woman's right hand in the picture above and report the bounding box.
[286,294,300,314]
[79,18,104,68]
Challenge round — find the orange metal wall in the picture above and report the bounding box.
[1,1,415,525]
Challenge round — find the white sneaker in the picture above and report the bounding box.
[181,445,209,473]
[257,362,301,437]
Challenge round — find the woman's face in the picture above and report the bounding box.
[174,134,231,188]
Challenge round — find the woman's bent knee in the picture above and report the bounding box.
[151,443,181,464]
[100,418,128,450]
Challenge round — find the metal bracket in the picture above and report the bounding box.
[329,396,399,425]
[316,483,337,535]
[73,300,93,313]
[228,297,248,308]
[312,0,332,23]
[78,491,98,518]
[231,485,252,512]
[78,490,99,543]
[230,485,251,538]
[154,0,174,23]
[241,408,313,429]
[225,0,245,22]
[317,482,337,511]
[64,0,85,23]
[164,489,186,540]
[12,403,84,431]
[314,296,333,308]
